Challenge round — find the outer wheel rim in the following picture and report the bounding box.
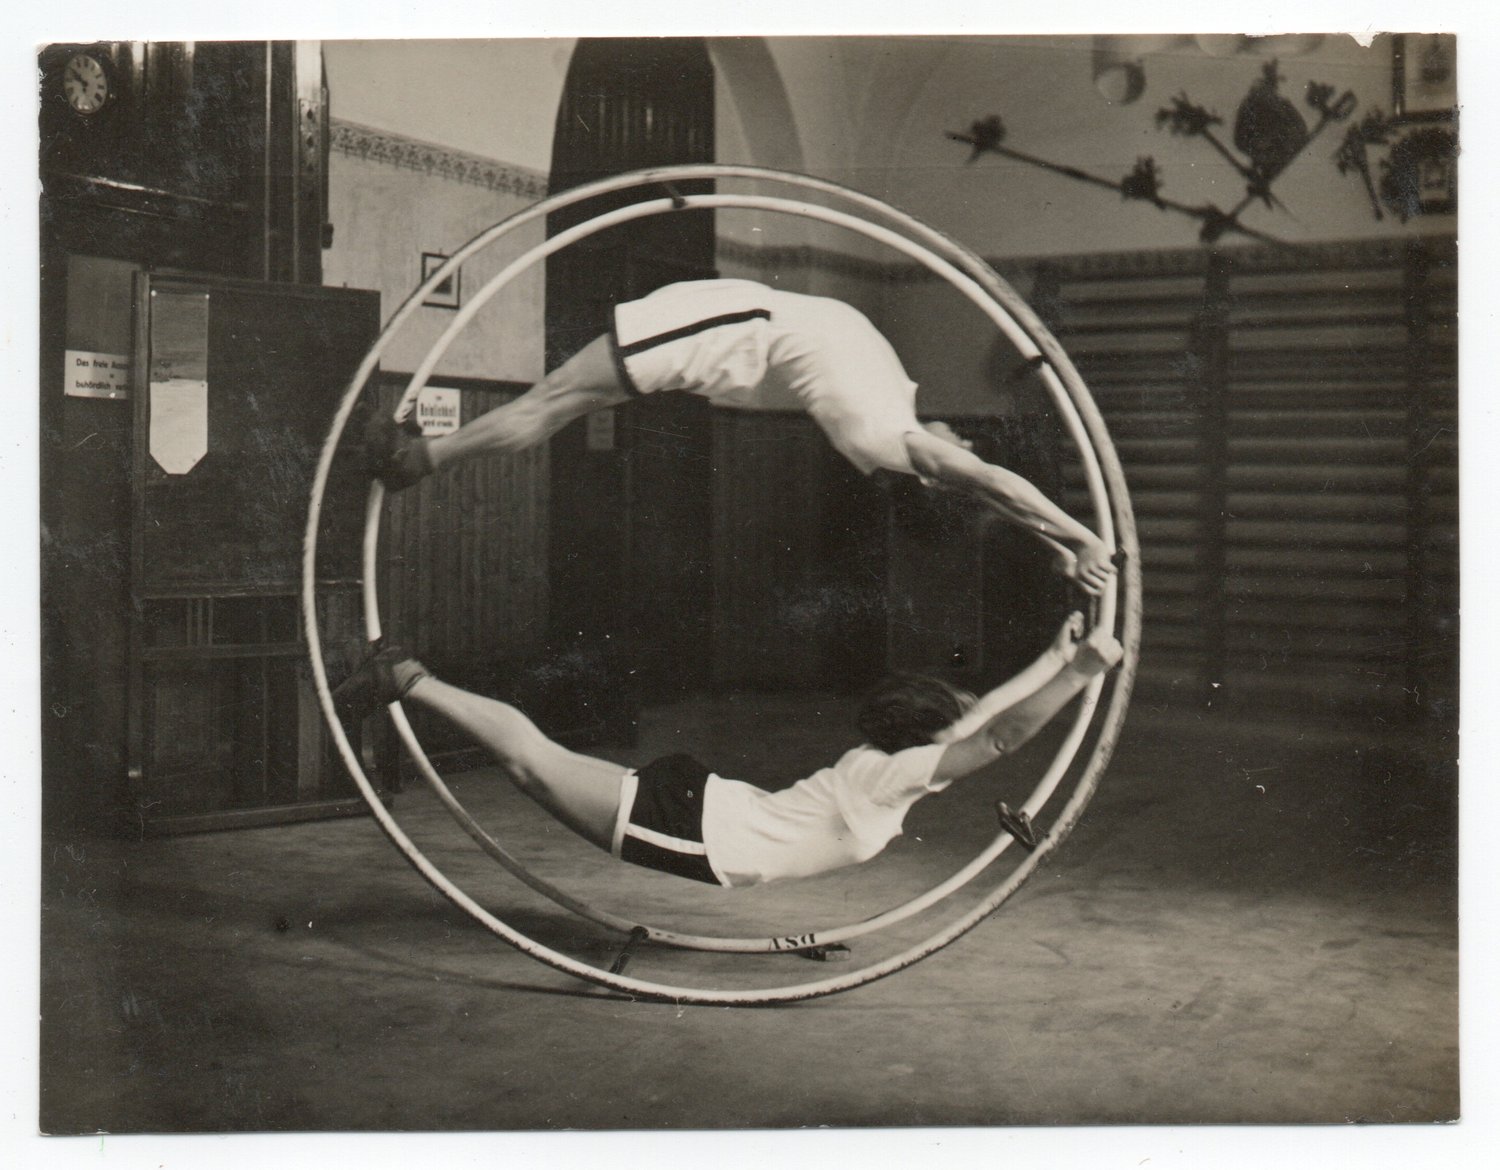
[303,165,1140,1003]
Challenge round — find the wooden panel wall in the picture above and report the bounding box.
[125,275,379,830]
[710,410,888,691]
[1041,263,1211,697]
[885,479,985,678]
[1042,238,1458,721]
[711,412,829,688]
[39,41,328,283]
[40,42,335,834]
[372,376,549,682]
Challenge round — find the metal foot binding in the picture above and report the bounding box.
[996,802,1040,852]
[610,926,651,975]
[796,944,852,963]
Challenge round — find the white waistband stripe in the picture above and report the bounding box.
[611,770,640,859]
[625,823,708,855]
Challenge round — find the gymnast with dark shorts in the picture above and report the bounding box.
[336,616,1121,887]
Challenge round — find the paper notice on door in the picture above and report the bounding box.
[150,379,209,474]
[415,385,461,435]
[65,350,131,399]
[149,289,210,383]
[148,288,210,474]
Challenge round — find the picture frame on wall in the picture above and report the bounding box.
[1392,32,1458,122]
[421,251,462,309]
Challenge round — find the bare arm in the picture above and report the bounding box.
[906,426,1096,548]
[904,426,1115,596]
[932,627,1122,785]
[937,613,1085,743]
[426,334,631,471]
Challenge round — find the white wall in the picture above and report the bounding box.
[322,40,571,381]
[709,34,1453,415]
[873,34,1436,258]
[321,144,546,382]
[715,34,1444,260]
[325,39,574,171]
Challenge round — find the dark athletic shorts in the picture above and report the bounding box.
[613,753,723,886]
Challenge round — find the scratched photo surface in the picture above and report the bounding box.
[37,32,1459,1137]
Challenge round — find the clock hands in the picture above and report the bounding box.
[62,55,106,111]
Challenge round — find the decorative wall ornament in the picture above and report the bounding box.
[1336,34,1457,223]
[331,119,549,201]
[949,59,1357,246]
[1378,126,1458,222]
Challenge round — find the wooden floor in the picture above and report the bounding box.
[35,692,1462,1154]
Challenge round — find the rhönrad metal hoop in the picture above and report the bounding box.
[302,165,1141,1004]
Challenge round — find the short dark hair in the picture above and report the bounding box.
[856,672,970,754]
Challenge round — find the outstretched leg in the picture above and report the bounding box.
[404,677,628,850]
[368,333,631,490]
[334,647,627,849]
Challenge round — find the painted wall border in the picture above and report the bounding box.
[331,119,550,202]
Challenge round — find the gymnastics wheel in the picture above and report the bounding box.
[302,165,1141,1005]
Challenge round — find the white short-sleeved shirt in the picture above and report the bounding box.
[700,743,951,887]
[612,278,923,476]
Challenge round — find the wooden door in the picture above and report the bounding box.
[39,41,334,833]
[128,272,379,830]
[545,39,716,704]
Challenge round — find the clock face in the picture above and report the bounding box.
[62,53,109,115]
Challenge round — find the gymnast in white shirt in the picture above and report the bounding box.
[333,614,1122,887]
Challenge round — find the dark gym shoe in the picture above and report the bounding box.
[364,412,435,491]
[332,643,429,716]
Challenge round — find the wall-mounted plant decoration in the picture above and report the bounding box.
[1335,34,1457,223]
[948,59,1358,246]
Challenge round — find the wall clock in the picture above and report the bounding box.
[62,51,111,116]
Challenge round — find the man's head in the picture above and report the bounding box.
[857,672,975,753]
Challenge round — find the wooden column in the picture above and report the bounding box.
[1194,251,1234,706]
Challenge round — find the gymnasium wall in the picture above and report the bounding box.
[1043,237,1457,721]
[320,123,548,383]
[324,35,1454,402]
[322,40,568,383]
[316,37,1458,716]
[710,34,1455,417]
[321,43,569,685]
[324,39,571,174]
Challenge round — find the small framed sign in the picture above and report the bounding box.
[414,385,462,436]
[421,252,462,310]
